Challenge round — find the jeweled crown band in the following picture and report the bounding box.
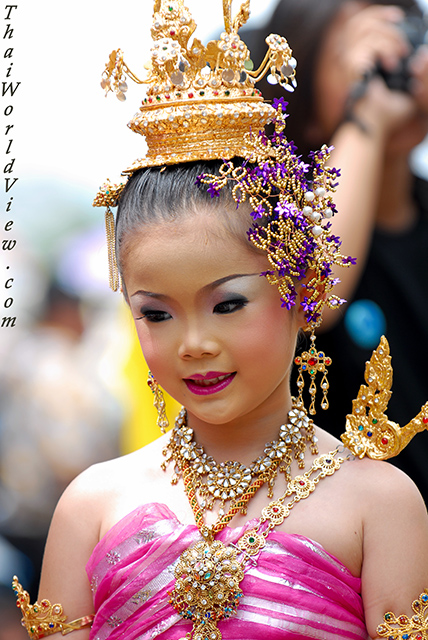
[124,100,273,170]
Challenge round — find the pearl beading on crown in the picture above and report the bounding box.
[97,0,296,173]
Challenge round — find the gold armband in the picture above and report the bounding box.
[12,576,94,639]
[377,589,428,639]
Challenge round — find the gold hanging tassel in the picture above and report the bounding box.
[105,207,120,292]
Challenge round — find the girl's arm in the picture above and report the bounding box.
[359,460,428,639]
[35,466,105,640]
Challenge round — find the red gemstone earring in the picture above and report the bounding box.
[294,330,332,415]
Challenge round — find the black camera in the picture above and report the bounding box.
[376,13,428,92]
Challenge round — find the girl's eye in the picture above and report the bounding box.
[137,309,172,323]
[213,298,248,314]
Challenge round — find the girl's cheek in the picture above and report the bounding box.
[136,333,158,361]
[243,305,288,342]
[136,330,173,369]
[133,324,155,360]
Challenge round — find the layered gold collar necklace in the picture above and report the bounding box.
[162,400,348,640]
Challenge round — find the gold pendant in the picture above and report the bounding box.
[169,538,244,640]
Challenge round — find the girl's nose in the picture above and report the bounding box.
[178,324,220,360]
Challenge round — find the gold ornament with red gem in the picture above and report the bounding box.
[294,331,332,415]
[341,336,428,460]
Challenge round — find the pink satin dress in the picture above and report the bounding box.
[86,503,368,639]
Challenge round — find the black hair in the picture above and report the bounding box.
[115,159,252,275]
[242,0,422,157]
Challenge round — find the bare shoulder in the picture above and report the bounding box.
[66,430,168,498]
[330,447,427,536]
[46,432,168,530]
[38,433,169,631]
[345,456,428,639]
[317,427,426,513]
[340,451,426,514]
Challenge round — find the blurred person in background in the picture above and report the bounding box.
[245,0,428,503]
[0,537,31,640]
[0,272,123,603]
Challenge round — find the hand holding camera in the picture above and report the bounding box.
[341,5,428,141]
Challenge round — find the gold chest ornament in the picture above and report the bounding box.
[169,451,346,640]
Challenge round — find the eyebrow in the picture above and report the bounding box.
[130,273,260,299]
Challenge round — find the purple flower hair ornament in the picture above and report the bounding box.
[196,100,354,326]
[207,182,221,198]
[251,204,266,220]
[272,96,288,111]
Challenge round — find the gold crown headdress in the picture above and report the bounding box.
[93,0,354,316]
[97,0,296,173]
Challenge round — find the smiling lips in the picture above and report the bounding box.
[184,371,236,396]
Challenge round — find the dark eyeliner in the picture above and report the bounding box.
[213,296,248,314]
[136,307,172,322]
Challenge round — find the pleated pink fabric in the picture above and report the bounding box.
[86,503,368,640]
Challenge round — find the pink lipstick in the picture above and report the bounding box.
[184,371,236,396]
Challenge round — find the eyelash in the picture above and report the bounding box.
[213,298,248,314]
[137,310,172,323]
[136,298,248,323]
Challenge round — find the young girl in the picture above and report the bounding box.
[13,1,428,639]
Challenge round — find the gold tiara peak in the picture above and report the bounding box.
[100,0,297,171]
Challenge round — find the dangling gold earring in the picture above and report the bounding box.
[147,371,169,434]
[294,327,332,415]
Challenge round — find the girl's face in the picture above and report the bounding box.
[123,209,303,432]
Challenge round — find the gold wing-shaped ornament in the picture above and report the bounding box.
[341,336,428,460]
